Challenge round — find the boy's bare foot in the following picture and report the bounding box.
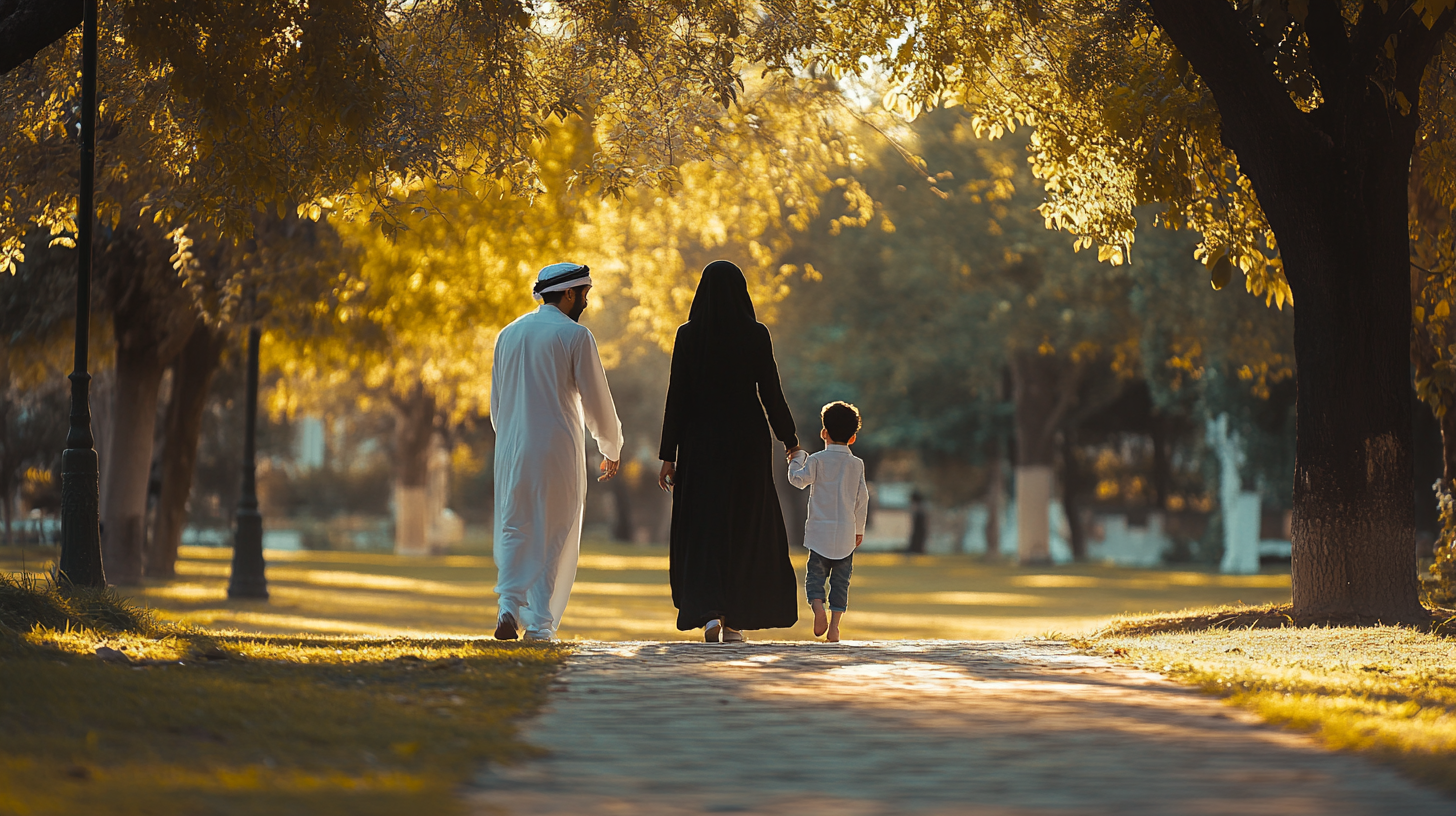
[826,622,840,643]
[811,601,828,637]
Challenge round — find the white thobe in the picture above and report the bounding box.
[491,304,623,636]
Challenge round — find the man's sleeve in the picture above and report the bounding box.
[575,329,624,462]
[786,450,813,489]
[854,465,869,535]
[489,330,503,432]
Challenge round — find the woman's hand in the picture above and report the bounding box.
[658,460,676,492]
[785,445,803,463]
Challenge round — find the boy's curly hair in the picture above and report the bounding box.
[821,401,861,444]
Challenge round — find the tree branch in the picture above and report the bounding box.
[1148,0,1332,201]
[1395,8,1456,103]
[0,0,81,76]
[1304,0,1352,111]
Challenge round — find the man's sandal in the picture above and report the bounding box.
[494,612,520,641]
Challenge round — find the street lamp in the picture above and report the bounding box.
[57,0,104,587]
[227,323,269,599]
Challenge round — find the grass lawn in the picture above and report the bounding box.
[1082,607,1456,794]
[0,539,1295,641]
[0,574,561,816]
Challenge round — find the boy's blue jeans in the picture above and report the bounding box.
[805,550,853,612]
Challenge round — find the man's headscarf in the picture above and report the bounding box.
[533,262,592,303]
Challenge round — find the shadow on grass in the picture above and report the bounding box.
[0,572,563,816]
[1092,601,1456,638]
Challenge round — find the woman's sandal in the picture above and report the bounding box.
[704,619,723,643]
[722,627,746,643]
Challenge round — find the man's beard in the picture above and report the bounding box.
[566,298,587,322]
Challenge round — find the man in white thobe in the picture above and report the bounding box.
[491,262,623,641]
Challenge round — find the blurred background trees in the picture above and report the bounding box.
[4,0,1450,612]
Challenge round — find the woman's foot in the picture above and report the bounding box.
[722,626,747,643]
[704,619,723,643]
[811,601,828,637]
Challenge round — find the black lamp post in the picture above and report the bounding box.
[227,324,269,599]
[57,0,104,587]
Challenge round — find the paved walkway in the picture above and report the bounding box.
[470,641,1453,815]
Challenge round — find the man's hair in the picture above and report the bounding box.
[821,401,861,444]
[542,284,588,305]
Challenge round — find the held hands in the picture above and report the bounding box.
[598,458,620,482]
[855,535,863,549]
[658,460,676,492]
[785,444,803,463]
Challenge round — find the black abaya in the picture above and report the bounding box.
[659,261,799,631]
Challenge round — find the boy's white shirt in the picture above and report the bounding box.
[787,444,869,560]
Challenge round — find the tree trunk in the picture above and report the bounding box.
[1,489,12,547]
[147,321,226,578]
[1284,234,1417,613]
[100,344,169,584]
[1061,430,1085,561]
[1150,418,1170,511]
[0,344,10,547]
[97,222,197,585]
[1148,0,1446,620]
[393,384,436,555]
[1439,411,1456,497]
[985,437,1002,558]
[1011,351,1064,565]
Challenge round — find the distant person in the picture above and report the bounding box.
[787,401,869,643]
[906,489,928,554]
[658,261,801,643]
[491,262,623,642]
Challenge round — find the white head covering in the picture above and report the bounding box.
[533,262,592,303]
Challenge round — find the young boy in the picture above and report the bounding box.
[787,401,869,643]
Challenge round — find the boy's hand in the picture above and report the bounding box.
[785,444,802,462]
[855,535,862,548]
[658,460,676,492]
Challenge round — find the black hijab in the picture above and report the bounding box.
[689,261,757,328]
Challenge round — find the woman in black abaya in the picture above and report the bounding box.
[657,261,801,641]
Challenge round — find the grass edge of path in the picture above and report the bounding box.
[1072,603,1456,796]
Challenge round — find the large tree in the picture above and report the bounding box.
[759,0,1456,620]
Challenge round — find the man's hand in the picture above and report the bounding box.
[598,458,620,482]
[855,535,863,548]
[658,460,676,492]
[785,444,803,463]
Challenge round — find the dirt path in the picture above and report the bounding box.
[470,641,1452,815]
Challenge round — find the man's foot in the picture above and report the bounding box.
[523,630,553,642]
[811,602,828,637]
[722,626,746,643]
[826,622,840,643]
[494,612,519,641]
[704,619,722,643]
